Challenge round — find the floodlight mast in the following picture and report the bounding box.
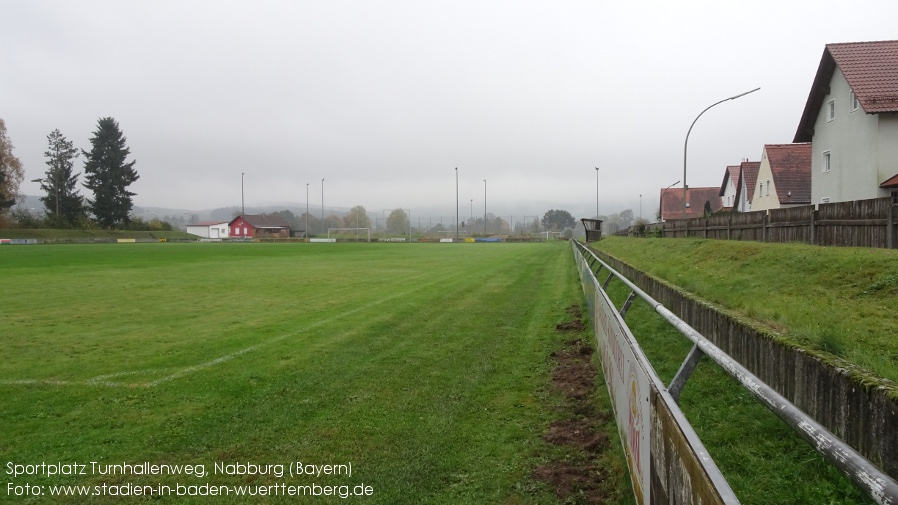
[455,167,459,239]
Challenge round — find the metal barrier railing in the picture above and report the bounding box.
[572,239,898,505]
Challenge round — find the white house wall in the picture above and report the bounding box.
[752,151,778,211]
[186,224,230,239]
[878,116,898,187]
[721,178,738,209]
[812,68,882,203]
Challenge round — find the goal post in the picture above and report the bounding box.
[327,227,371,242]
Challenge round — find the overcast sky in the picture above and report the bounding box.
[3,0,898,221]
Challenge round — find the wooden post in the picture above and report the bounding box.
[810,209,817,246]
[888,196,896,249]
[762,213,768,243]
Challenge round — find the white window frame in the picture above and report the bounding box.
[822,151,831,173]
[827,100,835,121]
[850,91,859,112]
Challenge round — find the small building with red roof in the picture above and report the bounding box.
[229,214,291,239]
[794,40,898,203]
[659,187,723,222]
[751,144,812,211]
[719,160,760,213]
[719,164,741,210]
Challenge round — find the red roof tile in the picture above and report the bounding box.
[229,214,291,229]
[880,172,898,188]
[795,40,898,141]
[738,161,761,202]
[764,143,811,204]
[659,187,723,221]
[829,40,898,114]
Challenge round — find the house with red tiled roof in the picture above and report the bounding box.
[719,165,741,210]
[751,144,812,211]
[659,187,723,222]
[794,40,898,203]
[718,160,760,212]
[229,214,291,238]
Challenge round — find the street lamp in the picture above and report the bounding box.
[321,178,325,234]
[594,167,599,218]
[241,172,245,215]
[683,87,759,218]
[305,183,309,239]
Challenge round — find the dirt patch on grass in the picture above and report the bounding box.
[556,320,587,332]
[555,305,587,332]
[533,306,617,504]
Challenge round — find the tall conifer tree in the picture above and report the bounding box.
[41,129,85,226]
[82,117,139,228]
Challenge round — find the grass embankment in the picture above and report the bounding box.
[0,241,631,504]
[0,228,195,241]
[600,276,874,504]
[592,237,880,505]
[593,236,898,388]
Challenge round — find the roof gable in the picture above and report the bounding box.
[719,165,741,196]
[765,143,812,204]
[739,161,761,201]
[795,40,898,142]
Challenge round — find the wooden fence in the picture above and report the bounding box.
[632,195,898,249]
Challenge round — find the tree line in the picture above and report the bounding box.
[0,117,139,229]
[1,115,610,236]
[259,207,582,237]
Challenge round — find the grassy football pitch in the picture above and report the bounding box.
[1,241,611,504]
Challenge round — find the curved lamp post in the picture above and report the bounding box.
[683,87,759,218]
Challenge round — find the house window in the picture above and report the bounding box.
[850,91,859,112]
[766,180,770,196]
[822,151,831,173]
[243,227,248,235]
[827,100,835,121]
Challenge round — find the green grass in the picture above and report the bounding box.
[0,228,194,241]
[0,241,630,504]
[592,236,898,389]
[598,268,874,505]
